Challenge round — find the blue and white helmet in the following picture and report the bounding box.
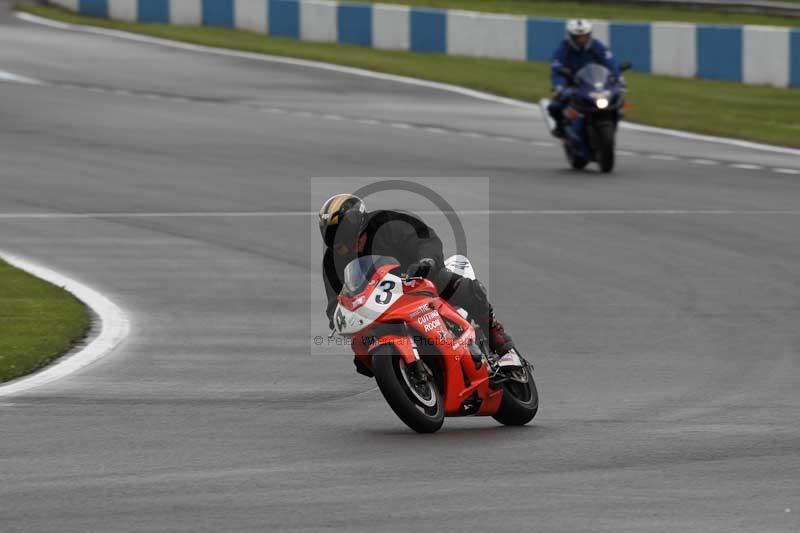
[566,19,593,50]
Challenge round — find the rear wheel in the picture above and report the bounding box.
[492,362,538,426]
[592,121,616,173]
[372,345,444,433]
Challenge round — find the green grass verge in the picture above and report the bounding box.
[350,0,800,28]
[17,4,800,147]
[0,258,91,383]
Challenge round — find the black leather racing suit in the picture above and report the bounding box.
[322,210,493,328]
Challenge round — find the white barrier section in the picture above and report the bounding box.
[447,11,526,60]
[372,4,409,51]
[300,0,337,42]
[591,20,609,45]
[651,22,697,77]
[109,0,137,22]
[170,0,202,25]
[235,0,268,34]
[51,0,79,12]
[744,25,790,87]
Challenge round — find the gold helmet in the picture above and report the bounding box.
[318,193,366,248]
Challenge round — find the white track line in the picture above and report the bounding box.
[15,11,800,159]
[622,122,800,157]
[443,209,800,216]
[16,75,790,172]
[0,211,314,218]
[2,210,799,219]
[0,252,130,397]
[0,69,44,85]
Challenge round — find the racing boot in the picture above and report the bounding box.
[486,314,515,356]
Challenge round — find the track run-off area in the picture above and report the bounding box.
[1,2,799,531]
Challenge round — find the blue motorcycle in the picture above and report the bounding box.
[543,61,631,173]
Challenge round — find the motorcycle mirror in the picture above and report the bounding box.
[619,61,632,72]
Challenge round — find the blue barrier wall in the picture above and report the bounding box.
[203,0,234,27]
[138,0,168,23]
[526,18,564,62]
[79,0,107,18]
[610,22,651,73]
[269,0,299,38]
[697,26,743,82]
[791,29,800,87]
[410,8,446,53]
[337,4,372,46]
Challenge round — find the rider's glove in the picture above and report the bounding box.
[406,258,437,279]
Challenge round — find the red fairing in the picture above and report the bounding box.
[346,271,503,417]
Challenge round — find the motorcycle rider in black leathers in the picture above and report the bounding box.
[319,193,515,375]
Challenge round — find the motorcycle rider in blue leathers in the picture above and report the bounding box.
[548,19,621,139]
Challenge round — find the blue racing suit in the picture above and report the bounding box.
[548,38,620,127]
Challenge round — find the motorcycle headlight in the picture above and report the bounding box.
[596,98,609,109]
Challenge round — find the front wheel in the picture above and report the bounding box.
[592,121,616,173]
[492,362,538,426]
[372,345,444,433]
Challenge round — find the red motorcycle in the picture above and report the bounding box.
[332,254,538,433]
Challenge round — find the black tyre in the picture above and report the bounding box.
[492,362,539,426]
[372,345,444,433]
[565,145,589,170]
[592,121,616,173]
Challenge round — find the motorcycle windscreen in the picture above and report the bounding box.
[342,255,400,297]
[575,63,610,89]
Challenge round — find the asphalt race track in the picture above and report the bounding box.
[1,2,799,531]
